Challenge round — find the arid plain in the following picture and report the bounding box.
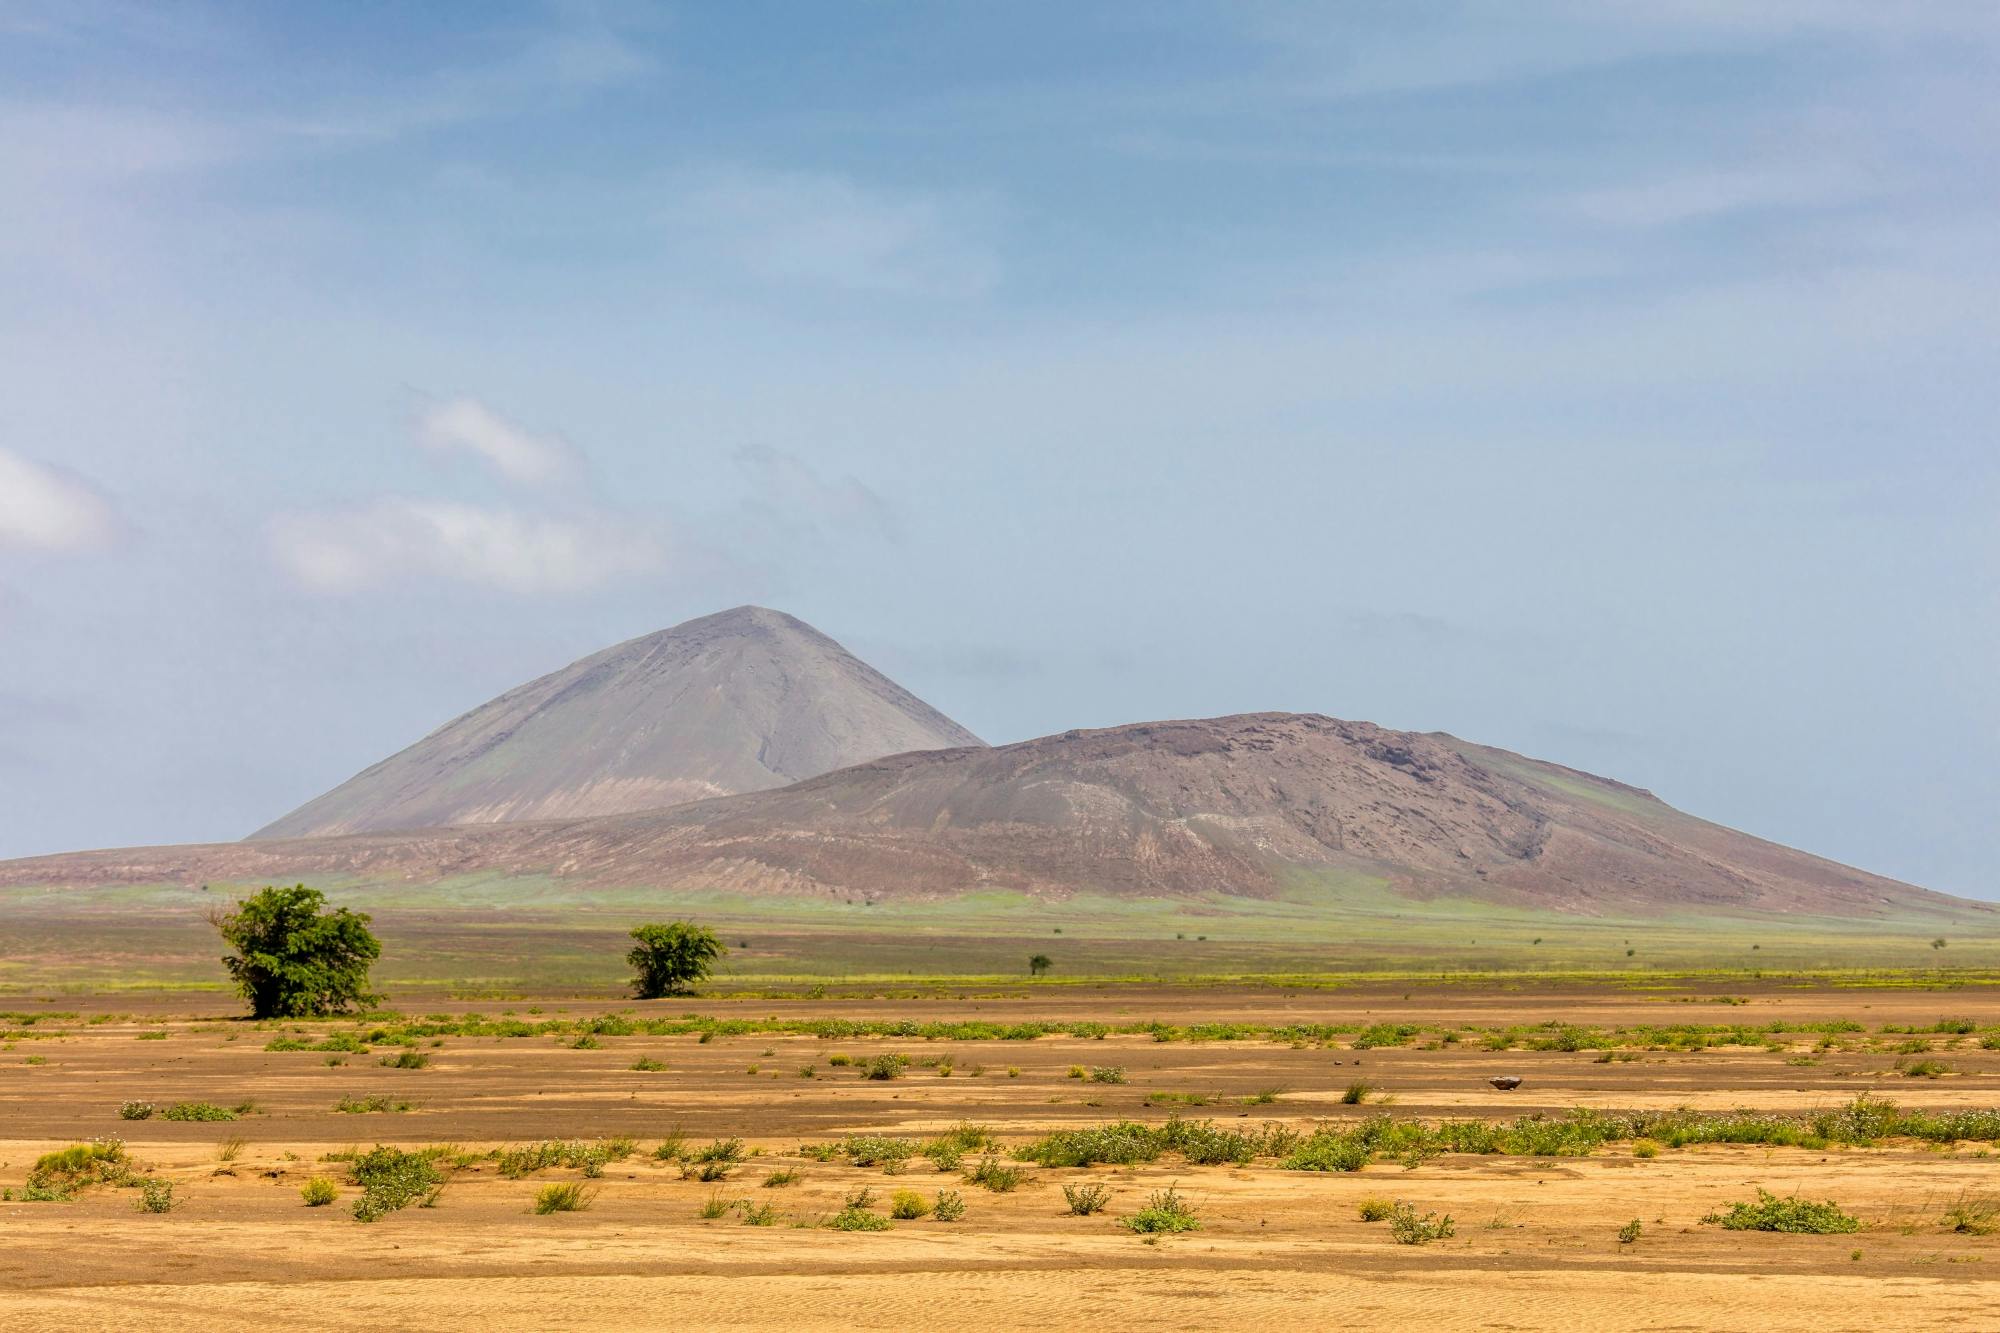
[5,977,1999,1331]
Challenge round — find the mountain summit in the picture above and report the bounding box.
[250,606,982,839]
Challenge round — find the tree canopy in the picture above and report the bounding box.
[627,921,726,998]
[214,884,380,1018]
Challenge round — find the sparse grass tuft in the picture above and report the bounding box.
[1341,1081,1373,1105]
[533,1182,593,1214]
[629,1057,667,1071]
[1942,1192,2000,1235]
[966,1152,1023,1192]
[762,1168,798,1188]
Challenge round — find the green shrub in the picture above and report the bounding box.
[1063,1183,1112,1215]
[27,1140,130,1199]
[826,1186,893,1231]
[1702,1189,1859,1234]
[1633,1139,1660,1159]
[966,1152,1023,1192]
[301,1176,339,1206]
[1123,1185,1200,1234]
[533,1182,593,1214]
[932,1188,966,1222]
[1388,1204,1455,1245]
[739,1201,781,1225]
[629,1057,667,1071]
[134,1179,180,1213]
[698,1192,731,1219]
[349,1145,446,1222]
[118,1100,155,1121]
[380,1050,430,1070]
[215,884,380,1018]
[763,1168,798,1187]
[1086,1066,1126,1084]
[627,921,725,998]
[1618,1218,1642,1244]
[861,1053,907,1081]
[889,1189,932,1220]
[161,1101,236,1122]
[1357,1197,1395,1222]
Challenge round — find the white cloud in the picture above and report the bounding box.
[679,168,999,297]
[0,449,120,553]
[415,397,579,486]
[270,498,660,595]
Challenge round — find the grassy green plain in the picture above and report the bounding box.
[4,866,1996,994]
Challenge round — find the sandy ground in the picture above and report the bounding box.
[4,980,1999,1330]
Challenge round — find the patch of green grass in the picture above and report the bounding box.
[334,1095,412,1114]
[1702,1189,1859,1234]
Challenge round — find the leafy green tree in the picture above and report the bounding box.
[1029,954,1052,977]
[627,921,726,998]
[213,884,380,1018]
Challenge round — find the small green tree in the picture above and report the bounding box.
[213,884,380,1018]
[1029,954,1052,977]
[627,922,726,998]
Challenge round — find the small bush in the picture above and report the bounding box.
[301,1176,339,1206]
[135,1179,180,1213]
[1633,1139,1660,1159]
[381,1050,430,1070]
[889,1189,932,1220]
[1901,1059,1951,1079]
[1063,1183,1112,1215]
[1087,1066,1126,1084]
[933,1188,966,1222]
[1341,1081,1373,1105]
[966,1152,1023,1192]
[1357,1197,1395,1222]
[861,1053,907,1081]
[698,1193,731,1219]
[629,1057,667,1071]
[1703,1189,1859,1234]
[533,1182,593,1214]
[161,1101,236,1122]
[827,1053,853,1067]
[118,1101,155,1121]
[1124,1185,1200,1234]
[1618,1218,1642,1244]
[826,1186,893,1231]
[1388,1204,1455,1245]
[739,1201,781,1225]
[27,1140,130,1200]
[349,1145,447,1222]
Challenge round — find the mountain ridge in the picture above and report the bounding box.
[250,605,983,839]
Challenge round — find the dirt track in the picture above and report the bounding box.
[4,981,1998,1330]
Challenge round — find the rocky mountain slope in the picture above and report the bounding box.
[251,606,982,838]
[21,712,1975,921]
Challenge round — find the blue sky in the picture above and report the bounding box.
[2,2,1995,898]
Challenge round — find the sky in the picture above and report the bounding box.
[1,2,1995,898]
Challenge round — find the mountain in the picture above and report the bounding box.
[21,712,1977,922]
[250,606,983,839]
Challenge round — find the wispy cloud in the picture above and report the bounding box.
[676,167,999,297]
[0,449,120,554]
[271,497,660,595]
[1564,166,1868,229]
[734,445,900,541]
[416,397,579,486]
